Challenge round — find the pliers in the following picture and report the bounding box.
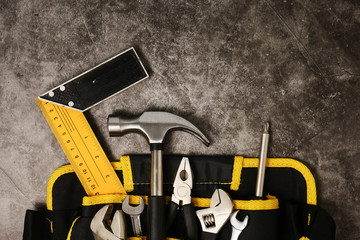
[167,157,198,240]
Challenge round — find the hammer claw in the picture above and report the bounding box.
[108,111,210,146]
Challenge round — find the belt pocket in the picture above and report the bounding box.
[66,195,127,240]
[279,201,336,240]
[216,195,280,240]
[68,194,183,240]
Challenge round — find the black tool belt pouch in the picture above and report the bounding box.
[23,155,336,240]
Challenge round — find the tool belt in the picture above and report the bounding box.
[23,155,335,240]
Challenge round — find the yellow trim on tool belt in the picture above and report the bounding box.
[66,216,80,240]
[120,155,134,192]
[230,156,244,191]
[82,194,149,206]
[82,194,173,206]
[111,161,123,171]
[45,217,53,233]
[82,194,279,210]
[46,163,123,210]
[47,165,75,211]
[240,158,317,205]
[192,195,279,210]
[234,195,278,210]
[120,156,317,205]
[47,156,316,211]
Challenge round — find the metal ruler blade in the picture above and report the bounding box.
[36,98,126,196]
[37,98,126,195]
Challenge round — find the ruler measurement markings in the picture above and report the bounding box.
[70,114,108,184]
[62,107,75,132]
[58,107,72,132]
[54,105,72,136]
[72,110,109,184]
[78,115,114,177]
[53,104,100,188]
[54,105,95,179]
[37,97,127,195]
[55,105,73,133]
[78,115,124,190]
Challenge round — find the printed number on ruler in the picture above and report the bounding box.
[36,99,126,195]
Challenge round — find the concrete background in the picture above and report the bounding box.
[1,0,359,239]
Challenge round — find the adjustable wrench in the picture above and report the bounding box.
[122,196,145,237]
[196,189,233,240]
[90,204,126,240]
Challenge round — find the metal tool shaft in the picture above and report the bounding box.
[151,150,163,196]
[255,122,270,198]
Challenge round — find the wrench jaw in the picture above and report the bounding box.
[196,189,233,234]
[230,211,249,240]
[90,204,126,240]
[230,211,248,231]
[122,196,145,237]
[122,196,145,215]
[111,210,125,239]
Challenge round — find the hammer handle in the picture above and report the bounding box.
[148,196,166,240]
[151,149,163,196]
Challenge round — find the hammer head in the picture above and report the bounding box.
[108,111,210,148]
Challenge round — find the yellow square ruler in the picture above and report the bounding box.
[36,47,149,196]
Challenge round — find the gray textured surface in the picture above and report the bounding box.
[1,0,359,239]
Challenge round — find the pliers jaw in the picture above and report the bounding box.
[172,157,193,206]
[167,157,199,240]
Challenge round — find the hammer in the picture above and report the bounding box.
[108,111,210,240]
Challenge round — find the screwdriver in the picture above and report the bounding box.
[255,122,270,198]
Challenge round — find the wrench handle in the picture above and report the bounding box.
[231,227,242,240]
[130,215,142,237]
[148,196,166,240]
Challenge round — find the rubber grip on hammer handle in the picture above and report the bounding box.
[148,196,166,240]
[166,201,178,233]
